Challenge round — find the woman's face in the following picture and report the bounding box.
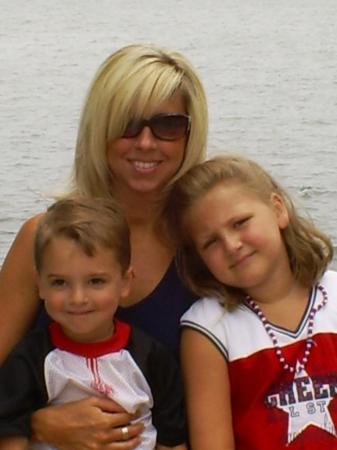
[107,92,188,198]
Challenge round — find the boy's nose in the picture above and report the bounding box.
[69,287,88,305]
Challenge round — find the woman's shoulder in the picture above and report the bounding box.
[1,212,44,266]
[21,212,45,232]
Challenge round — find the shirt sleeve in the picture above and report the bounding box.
[127,328,186,446]
[147,340,186,446]
[180,297,229,359]
[0,330,50,438]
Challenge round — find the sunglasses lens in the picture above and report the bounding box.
[152,115,190,140]
[122,114,190,140]
[122,120,143,138]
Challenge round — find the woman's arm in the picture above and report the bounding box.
[31,397,144,450]
[181,328,235,450]
[0,214,43,365]
[0,436,28,450]
[157,444,187,450]
[157,445,187,450]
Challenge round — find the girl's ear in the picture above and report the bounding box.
[270,193,289,230]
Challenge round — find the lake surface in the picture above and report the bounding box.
[1,0,337,268]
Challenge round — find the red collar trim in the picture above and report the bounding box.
[49,320,131,358]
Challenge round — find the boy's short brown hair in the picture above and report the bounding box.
[34,197,131,273]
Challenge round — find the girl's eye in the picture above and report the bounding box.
[202,237,217,250]
[234,217,250,229]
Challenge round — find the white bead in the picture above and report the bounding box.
[245,283,327,374]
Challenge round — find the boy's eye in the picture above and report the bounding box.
[51,279,66,287]
[89,278,106,286]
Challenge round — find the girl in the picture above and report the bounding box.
[168,154,335,450]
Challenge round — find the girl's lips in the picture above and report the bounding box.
[230,251,255,268]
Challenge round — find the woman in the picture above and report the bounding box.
[0,44,208,449]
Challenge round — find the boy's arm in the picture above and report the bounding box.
[0,436,29,450]
[181,328,235,450]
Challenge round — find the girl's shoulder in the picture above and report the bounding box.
[320,269,337,297]
[321,269,337,282]
[181,297,227,328]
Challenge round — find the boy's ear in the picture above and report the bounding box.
[35,269,44,301]
[120,266,134,299]
[270,193,289,230]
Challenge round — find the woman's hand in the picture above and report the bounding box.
[31,397,144,450]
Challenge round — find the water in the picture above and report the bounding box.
[1,0,337,268]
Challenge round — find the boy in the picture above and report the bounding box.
[0,198,186,450]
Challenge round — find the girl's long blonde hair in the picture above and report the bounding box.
[168,154,333,307]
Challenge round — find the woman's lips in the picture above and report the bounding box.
[130,160,161,173]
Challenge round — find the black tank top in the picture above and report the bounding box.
[116,259,197,356]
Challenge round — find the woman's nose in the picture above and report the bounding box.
[134,126,157,150]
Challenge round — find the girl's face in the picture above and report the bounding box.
[37,237,132,343]
[184,181,291,300]
[107,92,188,198]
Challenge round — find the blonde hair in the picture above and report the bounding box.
[168,154,333,307]
[34,197,131,273]
[69,43,208,198]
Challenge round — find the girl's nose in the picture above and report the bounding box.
[223,232,243,254]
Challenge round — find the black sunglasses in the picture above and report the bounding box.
[122,113,191,141]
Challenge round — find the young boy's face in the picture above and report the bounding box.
[37,236,132,342]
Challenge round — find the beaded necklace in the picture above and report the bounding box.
[245,284,328,374]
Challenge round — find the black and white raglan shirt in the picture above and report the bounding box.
[0,319,186,449]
